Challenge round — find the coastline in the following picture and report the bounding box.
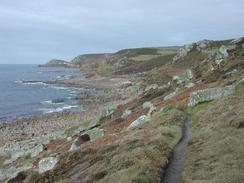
[0,69,139,175]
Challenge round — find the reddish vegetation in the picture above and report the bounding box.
[83,131,130,149]
[154,84,208,107]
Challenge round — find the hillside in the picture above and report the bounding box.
[0,37,244,183]
[39,59,76,68]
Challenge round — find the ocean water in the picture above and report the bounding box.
[0,64,83,122]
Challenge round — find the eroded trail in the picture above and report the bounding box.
[162,113,191,183]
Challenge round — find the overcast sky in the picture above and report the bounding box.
[0,0,243,64]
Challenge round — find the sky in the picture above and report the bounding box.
[0,0,244,64]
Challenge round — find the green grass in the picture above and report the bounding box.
[182,86,244,183]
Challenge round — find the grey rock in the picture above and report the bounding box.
[30,144,44,158]
[173,44,195,62]
[143,101,156,116]
[172,69,194,85]
[127,115,150,130]
[121,109,132,118]
[196,40,211,51]
[0,163,32,181]
[69,134,90,151]
[188,85,235,106]
[215,45,236,64]
[145,84,158,92]
[230,37,244,45]
[38,157,59,174]
[164,88,181,100]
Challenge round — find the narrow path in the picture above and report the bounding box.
[161,113,191,183]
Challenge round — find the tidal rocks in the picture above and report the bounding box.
[38,157,59,174]
[69,134,91,151]
[188,85,235,106]
[127,115,150,130]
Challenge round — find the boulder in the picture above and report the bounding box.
[142,101,156,116]
[69,134,90,151]
[127,115,150,130]
[121,109,132,118]
[188,85,235,106]
[215,45,236,64]
[172,69,193,85]
[67,137,72,141]
[38,157,58,174]
[30,144,43,158]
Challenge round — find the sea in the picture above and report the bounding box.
[0,64,84,122]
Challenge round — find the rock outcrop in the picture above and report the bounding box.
[188,85,235,106]
[173,44,195,62]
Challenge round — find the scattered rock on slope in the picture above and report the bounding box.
[38,157,59,174]
[69,134,90,151]
[188,85,235,106]
[127,115,150,129]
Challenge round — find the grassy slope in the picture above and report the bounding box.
[27,110,184,183]
[183,83,244,183]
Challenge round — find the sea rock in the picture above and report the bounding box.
[188,85,235,106]
[0,163,32,181]
[127,115,150,130]
[69,134,90,151]
[121,109,132,118]
[38,157,59,174]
